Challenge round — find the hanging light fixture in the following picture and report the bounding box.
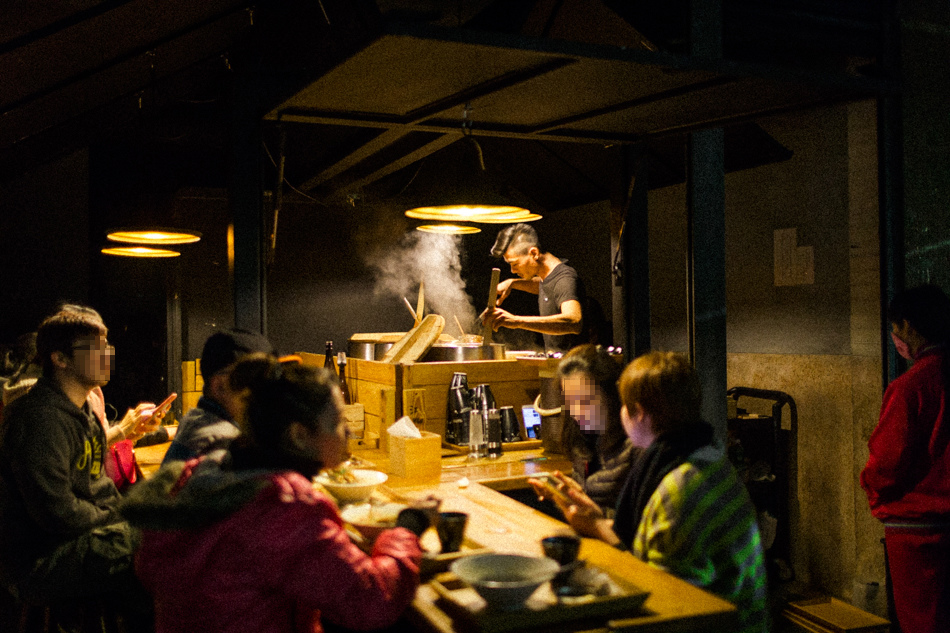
[416,223,481,235]
[405,104,540,231]
[105,228,201,245]
[101,245,181,258]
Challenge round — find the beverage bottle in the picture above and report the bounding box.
[336,352,351,405]
[323,341,335,372]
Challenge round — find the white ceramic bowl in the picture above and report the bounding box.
[451,554,559,610]
[314,469,388,504]
[340,502,406,541]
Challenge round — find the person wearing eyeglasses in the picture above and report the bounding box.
[0,306,153,631]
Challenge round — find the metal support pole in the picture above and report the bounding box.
[878,1,904,387]
[687,128,727,440]
[230,69,267,334]
[622,145,651,361]
[687,0,726,438]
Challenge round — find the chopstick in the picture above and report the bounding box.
[402,297,417,321]
[454,315,465,337]
[378,484,413,504]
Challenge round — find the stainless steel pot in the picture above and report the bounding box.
[347,339,395,361]
[420,343,506,362]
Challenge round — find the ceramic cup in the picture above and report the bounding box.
[437,511,469,553]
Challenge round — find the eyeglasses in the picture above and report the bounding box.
[71,342,115,355]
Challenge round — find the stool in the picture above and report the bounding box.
[782,596,890,633]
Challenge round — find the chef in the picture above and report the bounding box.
[482,223,585,354]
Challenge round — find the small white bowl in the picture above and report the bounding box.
[340,502,406,541]
[314,469,388,504]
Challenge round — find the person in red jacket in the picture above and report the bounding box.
[861,284,950,633]
[122,355,434,633]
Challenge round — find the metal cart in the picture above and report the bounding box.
[726,386,798,580]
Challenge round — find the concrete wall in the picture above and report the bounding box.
[648,101,884,604]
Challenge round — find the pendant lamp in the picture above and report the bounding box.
[105,228,201,245]
[101,246,181,258]
[403,106,540,231]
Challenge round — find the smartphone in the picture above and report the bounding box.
[534,474,571,505]
[526,424,540,439]
[147,393,177,424]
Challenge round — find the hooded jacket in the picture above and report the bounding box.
[122,459,423,633]
[861,345,950,523]
[0,377,119,584]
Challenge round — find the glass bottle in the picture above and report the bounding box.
[323,341,335,372]
[337,352,351,405]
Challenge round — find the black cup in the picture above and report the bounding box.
[541,535,581,566]
[437,512,469,553]
[499,406,520,442]
[542,535,582,594]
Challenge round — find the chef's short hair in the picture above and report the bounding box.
[490,224,540,258]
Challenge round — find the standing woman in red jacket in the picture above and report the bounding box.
[122,356,433,633]
[861,284,950,633]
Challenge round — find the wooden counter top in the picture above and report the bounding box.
[392,479,738,633]
[135,441,737,631]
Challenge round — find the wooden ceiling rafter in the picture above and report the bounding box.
[266,20,892,197]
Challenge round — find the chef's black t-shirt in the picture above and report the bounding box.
[538,261,585,353]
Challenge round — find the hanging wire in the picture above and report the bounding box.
[260,139,322,203]
[268,127,286,266]
[461,102,486,171]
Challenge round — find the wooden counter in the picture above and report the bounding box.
[135,441,738,632]
[349,446,738,633]
[393,479,738,633]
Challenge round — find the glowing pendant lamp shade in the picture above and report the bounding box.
[106,228,201,245]
[101,246,181,258]
[403,137,539,226]
[416,223,481,235]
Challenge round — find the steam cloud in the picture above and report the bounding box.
[365,231,478,335]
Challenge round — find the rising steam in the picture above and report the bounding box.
[364,231,478,335]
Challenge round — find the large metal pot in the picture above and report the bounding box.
[420,343,506,362]
[347,339,395,361]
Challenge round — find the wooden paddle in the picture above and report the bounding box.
[381,314,445,364]
[482,268,501,345]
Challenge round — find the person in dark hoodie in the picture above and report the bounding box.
[162,329,276,464]
[0,307,152,629]
[123,355,434,633]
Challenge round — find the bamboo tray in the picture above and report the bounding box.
[429,565,649,633]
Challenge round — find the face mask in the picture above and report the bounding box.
[891,332,913,360]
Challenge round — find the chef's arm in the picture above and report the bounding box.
[489,300,583,335]
[497,277,541,303]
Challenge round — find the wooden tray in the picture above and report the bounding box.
[429,565,649,633]
[442,439,543,453]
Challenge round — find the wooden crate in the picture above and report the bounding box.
[297,353,542,447]
[180,359,202,415]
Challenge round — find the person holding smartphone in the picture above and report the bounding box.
[0,306,153,630]
[530,352,768,633]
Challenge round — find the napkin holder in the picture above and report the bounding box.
[389,430,441,481]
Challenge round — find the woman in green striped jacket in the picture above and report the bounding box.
[531,351,769,633]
